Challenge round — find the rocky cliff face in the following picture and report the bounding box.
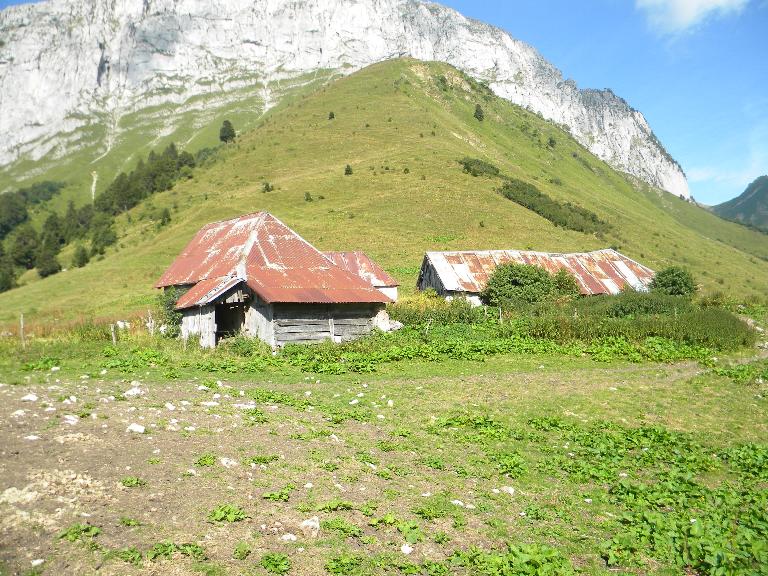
[0,0,689,198]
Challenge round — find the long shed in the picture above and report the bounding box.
[418,249,655,305]
[155,212,392,348]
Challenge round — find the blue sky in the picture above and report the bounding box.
[440,0,768,204]
[1,0,765,203]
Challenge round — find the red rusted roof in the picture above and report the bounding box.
[324,251,399,288]
[156,212,392,308]
[420,249,655,296]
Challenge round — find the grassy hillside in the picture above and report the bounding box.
[712,175,768,233]
[1,58,767,327]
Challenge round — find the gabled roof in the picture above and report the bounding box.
[420,249,655,296]
[156,212,392,309]
[324,251,399,288]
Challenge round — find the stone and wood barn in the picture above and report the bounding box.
[155,212,395,348]
[417,249,655,305]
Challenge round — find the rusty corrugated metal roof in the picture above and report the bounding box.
[156,212,392,309]
[421,249,655,296]
[324,251,399,288]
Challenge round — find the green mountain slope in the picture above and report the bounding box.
[1,58,767,326]
[712,175,768,233]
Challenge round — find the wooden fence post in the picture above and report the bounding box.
[110,323,117,345]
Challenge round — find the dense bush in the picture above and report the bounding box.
[458,157,500,178]
[498,178,609,235]
[572,291,694,318]
[388,291,487,326]
[156,287,184,338]
[474,104,484,121]
[651,266,697,297]
[480,263,557,307]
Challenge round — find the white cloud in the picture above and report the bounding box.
[636,0,748,33]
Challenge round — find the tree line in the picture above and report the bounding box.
[0,120,238,294]
[0,143,206,293]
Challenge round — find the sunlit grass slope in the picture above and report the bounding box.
[1,58,767,326]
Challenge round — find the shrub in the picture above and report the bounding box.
[458,157,500,178]
[552,269,579,297]
[474,103,484,121]
[480,263,555,307]
[650,266,697,297]
[498,178,609,234]
[388,292,486,326]
[328,111,335,120]
[344,164,353,176]
[157,286,184,338]
[72,244,90,268]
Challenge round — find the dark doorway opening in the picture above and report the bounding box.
[215,303,246,343]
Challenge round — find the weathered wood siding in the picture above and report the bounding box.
[417,262,446,295]
[272,303,383,346]
[181,305,216,348]
[245,297,274,347]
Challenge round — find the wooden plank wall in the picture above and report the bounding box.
[272,303,382,346]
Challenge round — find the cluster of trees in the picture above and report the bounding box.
[0,140,205,294]
[498,178,610,235]
[459,157,500,178]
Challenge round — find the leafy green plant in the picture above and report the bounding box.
[261,552,291,574]
[262,484,295,502]
[232,541,251,560]
[325,553,363,575]
[58,523,101,542]
[481,263,555,306]
[208,504,247,522]
[195,453,216,467]
[321,517,363,538]
[120,476,146,488]
[147,541,176,561]
[111,546,143,565]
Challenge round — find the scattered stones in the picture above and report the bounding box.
[281,533,297,542]
[63,415,79,426]
[126,423,145,434]
[124,387,144,397]
[500,486,515,496]
[21,393,38,402]
[299,516,320,538]
[219,457,238,468]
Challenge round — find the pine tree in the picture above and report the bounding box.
[474,104,484,122]
[72,245,90,268]
[36,244,61,278]
[344,164,353,176]
[328,111,335,120]
[11,223,39,269]
[219,120,236,143]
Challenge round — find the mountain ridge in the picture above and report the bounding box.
[0,0,689,198]
[712,175,768,232]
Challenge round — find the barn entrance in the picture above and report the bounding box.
[215,303,246,343]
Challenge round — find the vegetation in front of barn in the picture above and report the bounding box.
[2,338,767,575]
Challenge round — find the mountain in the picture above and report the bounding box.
[0,0,689,199]
[712,176,768,233]
[0,58,765,326]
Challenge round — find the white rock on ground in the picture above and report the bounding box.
[21,393,38,402]
[299,517,320,537]
[401,543,413,555]
[126,423,145,434]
